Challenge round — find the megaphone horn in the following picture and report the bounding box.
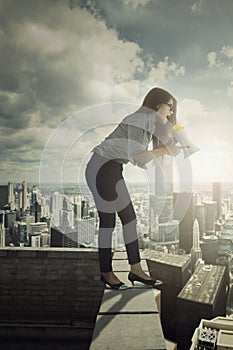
[173,127,200,159]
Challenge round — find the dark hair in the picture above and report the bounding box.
[142,87,177,125]
[142,87,177,148]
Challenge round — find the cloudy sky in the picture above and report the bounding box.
[1,0,233,188]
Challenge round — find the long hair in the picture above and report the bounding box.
[142,87,177,147]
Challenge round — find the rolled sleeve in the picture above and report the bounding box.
[127,124,149,167]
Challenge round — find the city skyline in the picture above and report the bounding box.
[1,0,233,185]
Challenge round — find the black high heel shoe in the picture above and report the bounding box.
[128,272,163,287]
[100,274,128,290]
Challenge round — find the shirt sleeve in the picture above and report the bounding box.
[126,119,152,168]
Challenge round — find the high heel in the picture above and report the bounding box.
[100,274,128,290]
[128,272,163,287]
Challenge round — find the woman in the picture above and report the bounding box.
[85,87,181,290]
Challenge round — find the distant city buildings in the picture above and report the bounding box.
[0,180,233,269]
[0,181,98,248]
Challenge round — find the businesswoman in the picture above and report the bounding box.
[85,87,180,289]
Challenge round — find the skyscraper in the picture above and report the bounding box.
[194,203,205,238]
[212,182,222,219]
[203,201,217,235]
[16,222,28,245]
[50,192,64,226]
[60,208,74,228]
[8,182,14,209]
[21,180,28,211]
[191,219,202,271]
[0,185,8,210]
[201,235,218,265]
[173,192,193,253]
[0,211,5,247]
[149,156,177,250]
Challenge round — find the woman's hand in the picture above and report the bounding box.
[152,146,182,157]
[133,145,187,167]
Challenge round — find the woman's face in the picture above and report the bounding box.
[156,98,174,123]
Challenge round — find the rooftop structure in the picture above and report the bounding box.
[177,264,228,349]
[190,316,233,350]
[143,249,191,342]
[178,264,226,304]
[143,249,191,269]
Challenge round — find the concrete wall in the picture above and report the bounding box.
[0,248,103,323]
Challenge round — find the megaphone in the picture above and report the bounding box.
[173,125,200,158]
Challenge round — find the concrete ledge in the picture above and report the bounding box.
[90,250,166,350]
[99,288,158,314]
[0,246,99,259]
[90,314,166,350]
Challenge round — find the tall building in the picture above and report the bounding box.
[144,249,191,341]
[18,222,28,244]
[60,208,74,228]
[203,201,217,235]
[218,220,233,255]
[21,180,28,211]
[191,219,202,271]
[23,214,35,234]
[194,203,205,238]
[173,192,194,253]
[73,195,82,219]
[200,235,218,265]
[149,156,177,249]
[8,182,14,209]
[81,198,89,218]
[30,185,42,206]
[74,217,96,245]
[5,210,17,232]
[0,185,8,210]
[51,226,79,248]
[50,192,64,226]
[30,201,42,222]
[177,264,228,349]
[0,211,5,247]
[212,182,222,219]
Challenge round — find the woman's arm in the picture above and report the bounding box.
[133,146,181,167]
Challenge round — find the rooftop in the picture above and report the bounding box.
[143,249,191,268]
[178,264,226,304]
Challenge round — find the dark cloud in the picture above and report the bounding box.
[0,0,101,131]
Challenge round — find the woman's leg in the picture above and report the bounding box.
[97,210,115,273]
[117,202,140,265]
[85,153,151,282]
[85,154,121,280]
[117,182,153,280]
